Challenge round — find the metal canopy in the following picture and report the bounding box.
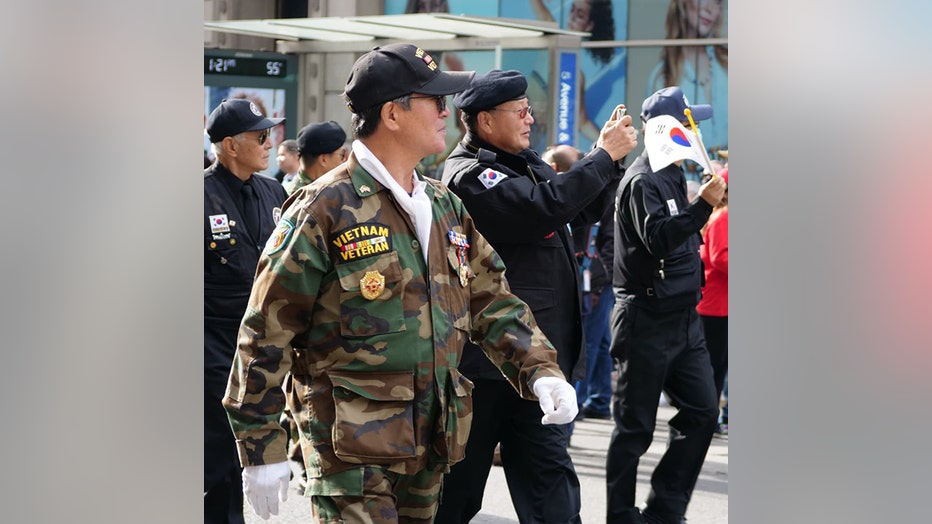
[204,13,589,52]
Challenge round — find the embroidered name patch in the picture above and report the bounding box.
[332,223,392,261]
[478,168,507,189]
[265,218,295,255]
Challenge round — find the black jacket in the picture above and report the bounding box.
[613,150,712,311]
[442,133,621,381]
[204,163,288,386]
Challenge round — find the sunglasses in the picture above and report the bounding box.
[255,129,271,145]
[490,106,533,119]
[408,94,447,113]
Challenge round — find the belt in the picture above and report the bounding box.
[617,286,655,298]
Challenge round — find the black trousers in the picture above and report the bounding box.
[436,379,582,524]
[605,298,718,523]
[700,315,728,412]
[205,316,245,524]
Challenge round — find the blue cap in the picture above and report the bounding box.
[453,70,528,113]
[640,86,712,123]
[206,98,285,143]
[297,121,347,156]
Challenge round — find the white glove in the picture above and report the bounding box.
[242,461,291,520]
[532,376,579,425]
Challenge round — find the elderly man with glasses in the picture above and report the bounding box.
[203,98,288,524]
[437,69,638,524]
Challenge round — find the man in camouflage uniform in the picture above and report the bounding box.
[222,43,579,524]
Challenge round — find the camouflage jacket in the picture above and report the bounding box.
[223,153,564,479]
[282,170,313,196]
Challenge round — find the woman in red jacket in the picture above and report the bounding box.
[698,167,729,437]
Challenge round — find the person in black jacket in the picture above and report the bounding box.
[437,69,638,524]
[605,86,726,524]
[203,98,288,524]
[572,203,616,422]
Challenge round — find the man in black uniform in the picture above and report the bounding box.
[605,86,727,524]
[203,98,288,524]
[437,69,638,524]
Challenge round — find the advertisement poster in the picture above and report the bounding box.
[504,0,629,151]
[628,0,729,179]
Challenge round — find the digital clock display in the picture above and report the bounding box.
[205,56,287,77]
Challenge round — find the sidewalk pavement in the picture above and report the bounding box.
[245,404,728,523]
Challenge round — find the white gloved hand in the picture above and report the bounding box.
[532,376,579,425]
[242,461,291,520]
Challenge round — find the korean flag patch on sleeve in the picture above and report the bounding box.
[477,168,507,189]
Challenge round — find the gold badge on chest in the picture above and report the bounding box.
[360,270,386,300]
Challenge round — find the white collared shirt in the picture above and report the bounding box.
[352,140,432,264]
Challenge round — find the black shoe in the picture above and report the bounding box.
[582,407,612,420]
[642,510,686,524]
[608,507,647,524]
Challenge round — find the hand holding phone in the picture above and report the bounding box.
[612,105,627,121]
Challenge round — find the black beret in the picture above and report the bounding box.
[297,121,347,156]
[453,70,528,113]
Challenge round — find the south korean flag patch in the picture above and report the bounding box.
[477,168,507,189]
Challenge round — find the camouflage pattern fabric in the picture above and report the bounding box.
[311,465,443,523]
[282,170,313,196]
[223,153,564,486]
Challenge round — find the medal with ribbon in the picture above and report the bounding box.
[448,230,470,287]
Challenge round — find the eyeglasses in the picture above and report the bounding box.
[490,106,533,119]
[408,94,447,113]
[255,129,271,145]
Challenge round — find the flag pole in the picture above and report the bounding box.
[683,108,717,178]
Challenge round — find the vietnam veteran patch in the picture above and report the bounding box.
[332,222,392,262]
[265,218,295,255]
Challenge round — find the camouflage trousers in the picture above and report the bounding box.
[310,465,443,524]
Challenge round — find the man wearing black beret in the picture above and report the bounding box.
[282,120,348,195]
[436,69,638,523]
[203,98,288,524]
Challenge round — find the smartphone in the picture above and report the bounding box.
[613,105,627,120]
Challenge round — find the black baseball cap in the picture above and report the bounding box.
[343,43,475,113]
[205,98,285,143]
[640,86,712,123]
[297,121,347,155]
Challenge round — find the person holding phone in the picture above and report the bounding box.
[437,69,637,524]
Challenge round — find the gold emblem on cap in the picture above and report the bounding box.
[360,271,386,300]
[359,185,371,194]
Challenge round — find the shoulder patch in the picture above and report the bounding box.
[477,168,507,189]
[265,218,295,255]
